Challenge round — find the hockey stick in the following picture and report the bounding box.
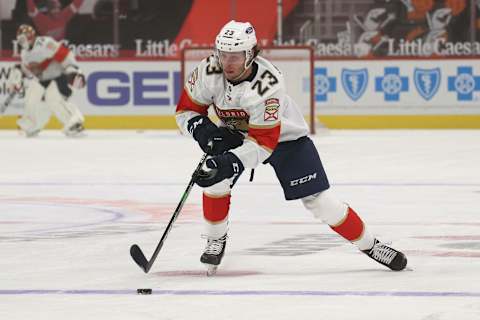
[0,92,16,114]
[130,152,209,273]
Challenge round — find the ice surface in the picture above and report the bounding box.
[0,129,479,320]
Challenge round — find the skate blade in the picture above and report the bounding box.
[205,265,218,276]
[65,131,87,138]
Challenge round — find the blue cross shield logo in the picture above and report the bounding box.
[341,68,368,101]
[447,67,480,101]
[375,67,409,101]
[314,68,336,102]
[414,68,441,101]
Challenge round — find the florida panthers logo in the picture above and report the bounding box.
[414,68,440,101]
[341,68,368,101]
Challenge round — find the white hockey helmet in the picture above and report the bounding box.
[215,20,258,69]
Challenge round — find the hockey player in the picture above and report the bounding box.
[176,20,408,275]
[12,24,85,137]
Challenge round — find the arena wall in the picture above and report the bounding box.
[1,57,479,129]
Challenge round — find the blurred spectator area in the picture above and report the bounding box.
[1,0,193,50]
[83,0,193,49]
[1,0,476,55]
[283,0,474,43]
[283,0,375,43]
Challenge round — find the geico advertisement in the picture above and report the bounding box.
[0,62,26,114]
[81,61,181,114]
[313,60,480,115]
[0,61,181,115]
[1,60,480,116]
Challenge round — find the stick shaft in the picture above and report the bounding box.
[133,153,208,273]
[0,92,16,113]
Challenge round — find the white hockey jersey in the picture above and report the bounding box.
[176,55,309,169]
[20,36,77,81]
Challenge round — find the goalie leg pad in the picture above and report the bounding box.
[62,101,85,129]
[18,81,50,134]
[40,75,72,98]
[44,81,84,130]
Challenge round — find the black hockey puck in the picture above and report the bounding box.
[137,288,152,295]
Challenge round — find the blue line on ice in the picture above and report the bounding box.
[1,290,479,297]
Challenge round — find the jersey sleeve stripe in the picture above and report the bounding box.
[53,45,70,63]
[246,136,273,153]
[249,122,280,129]
[176,89,209,115]
[39,58,53,71]
[37,45,70,71]
[247,122,281,152]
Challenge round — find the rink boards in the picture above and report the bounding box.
[0,58,479,129]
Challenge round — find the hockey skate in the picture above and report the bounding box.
[362,238,407,271]
[17,118,41,138]
[24,129,41,138]
[65,122,85,137]
[200,234,227,276]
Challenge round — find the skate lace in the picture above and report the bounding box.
[202,235,227,255]
[368,242,397,264]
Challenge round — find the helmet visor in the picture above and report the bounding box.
[217,50,246,65]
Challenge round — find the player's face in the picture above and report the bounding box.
[218,51,246,81]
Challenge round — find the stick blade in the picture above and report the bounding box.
[130,244,149,273]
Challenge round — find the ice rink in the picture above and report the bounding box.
[1,129,479,320]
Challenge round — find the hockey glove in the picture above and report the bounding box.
[71,72,86,89]
[194,152,245,188]
[65,66,86,89]
[208,127,244,155]
[187,115,219,154]
[187,116,244,155]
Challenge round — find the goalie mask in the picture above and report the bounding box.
[16,24,36,50]
[215,20,258,70]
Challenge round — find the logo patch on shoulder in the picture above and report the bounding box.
[264,98,279,121]
[47,41,56,51]
[187,67,199,91]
